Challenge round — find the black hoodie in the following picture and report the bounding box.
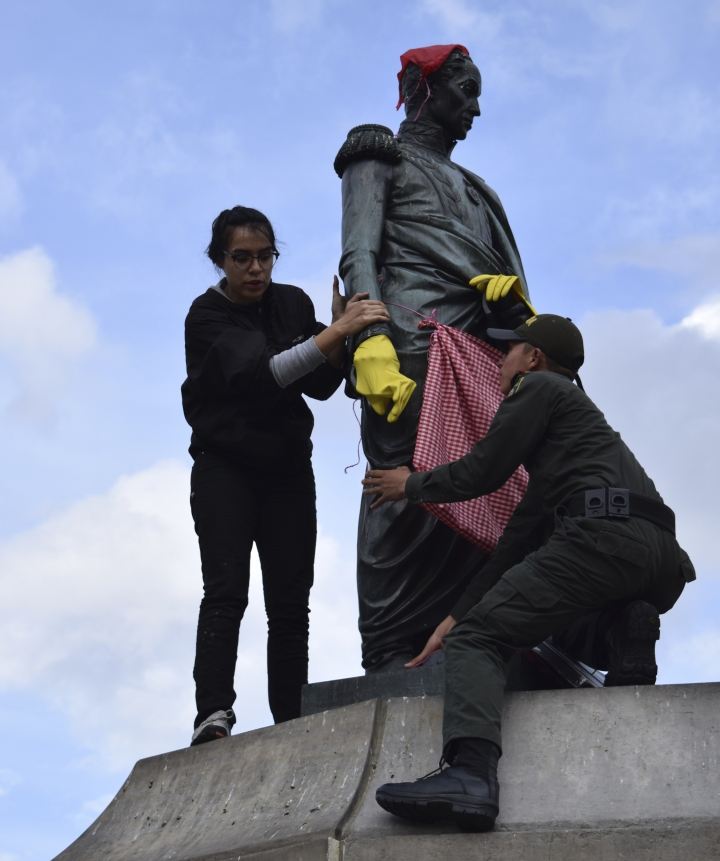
[182,281,344,469]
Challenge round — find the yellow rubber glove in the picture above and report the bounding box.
[354,335,416,423]
[470,273,538,316]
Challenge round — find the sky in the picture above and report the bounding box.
[0,0,719,857]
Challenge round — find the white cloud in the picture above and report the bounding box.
[0,461,198,770]
[270,0,338,32]
[665,631,720,683]
[581,305,720,574]
[680,298,720,339]
[420,0,616,84]
[599,187,720,244]
[0,460,360,773]
[72,793,114,830]
[0,248,96,421]
[422,0,720,155]
[422,0,502,33]
[602,234,720,293]
[87,74,197,216]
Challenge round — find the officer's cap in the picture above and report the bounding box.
[487,314,584,373]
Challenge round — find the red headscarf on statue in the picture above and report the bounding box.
[396,44,469,110]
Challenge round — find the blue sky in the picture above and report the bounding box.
[0,1,719,858]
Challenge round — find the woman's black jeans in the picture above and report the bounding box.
[190,450,316,727]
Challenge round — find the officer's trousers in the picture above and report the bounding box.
[442,515,690,750]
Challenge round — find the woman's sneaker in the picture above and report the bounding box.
[191,709,236,747]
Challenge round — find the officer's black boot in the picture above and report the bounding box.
[604,600,660,686]
[375,737,500,832]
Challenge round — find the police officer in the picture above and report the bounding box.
[361,314,695,832]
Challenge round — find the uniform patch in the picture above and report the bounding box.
[509,374,526,396]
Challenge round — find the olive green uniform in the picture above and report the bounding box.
[405,370,693,750]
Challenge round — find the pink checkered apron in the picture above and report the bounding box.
[412,316,528,553]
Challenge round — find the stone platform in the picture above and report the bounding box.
[301,643,606,716]
[55,682,720,860]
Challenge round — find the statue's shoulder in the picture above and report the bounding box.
[456,164,504,207]
[455,163,490,192]
[334,124,402,178]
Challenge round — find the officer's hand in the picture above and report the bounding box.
[470,274,538,315]
[361,466,411,509]
[353,335,416,423]
[405,615,457,668]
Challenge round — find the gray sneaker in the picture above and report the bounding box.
[191,709,236,747]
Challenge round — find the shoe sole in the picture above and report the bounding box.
[605,601,660,687]
[376,790,497,832]
[190,726,229,747]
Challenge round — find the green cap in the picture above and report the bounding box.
[487,314,584,373]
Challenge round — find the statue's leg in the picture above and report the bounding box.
[357,490,487,673]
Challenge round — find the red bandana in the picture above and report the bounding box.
[396,44,469,109]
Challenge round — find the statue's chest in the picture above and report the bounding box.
[392,148,491,243]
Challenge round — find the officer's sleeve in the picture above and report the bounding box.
[405,373,555,504]
[338,159,393,346]
[449,481,551,620]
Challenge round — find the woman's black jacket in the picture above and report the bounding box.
[182,281,344,469]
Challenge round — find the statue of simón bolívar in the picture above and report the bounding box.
[336,44,533,673]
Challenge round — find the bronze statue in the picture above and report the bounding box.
[336,45,532,673]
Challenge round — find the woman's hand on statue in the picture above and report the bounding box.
[361,466,411,509]
[333,290,390,337]
[315,277,390,362]
[405,615,457,669]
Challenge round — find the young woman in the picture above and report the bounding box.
[182,206,389,745]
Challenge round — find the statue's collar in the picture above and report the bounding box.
[397,119,457,158]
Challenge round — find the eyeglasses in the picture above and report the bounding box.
[224,250,279,271]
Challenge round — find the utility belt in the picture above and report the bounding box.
[563,488,675,536]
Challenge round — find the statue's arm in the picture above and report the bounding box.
[339,159,393,345]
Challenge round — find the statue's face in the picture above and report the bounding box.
[426,61,481,140]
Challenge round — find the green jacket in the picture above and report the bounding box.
[405,370,664,619]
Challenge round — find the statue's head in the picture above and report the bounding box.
[398,45,481,140]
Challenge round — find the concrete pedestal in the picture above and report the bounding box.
[55,683,720,861]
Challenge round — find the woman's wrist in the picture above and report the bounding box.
[329,317,350,338]
[313,322,346,358]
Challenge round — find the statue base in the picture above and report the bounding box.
[301,645,606,716]
[55,683,720,861]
